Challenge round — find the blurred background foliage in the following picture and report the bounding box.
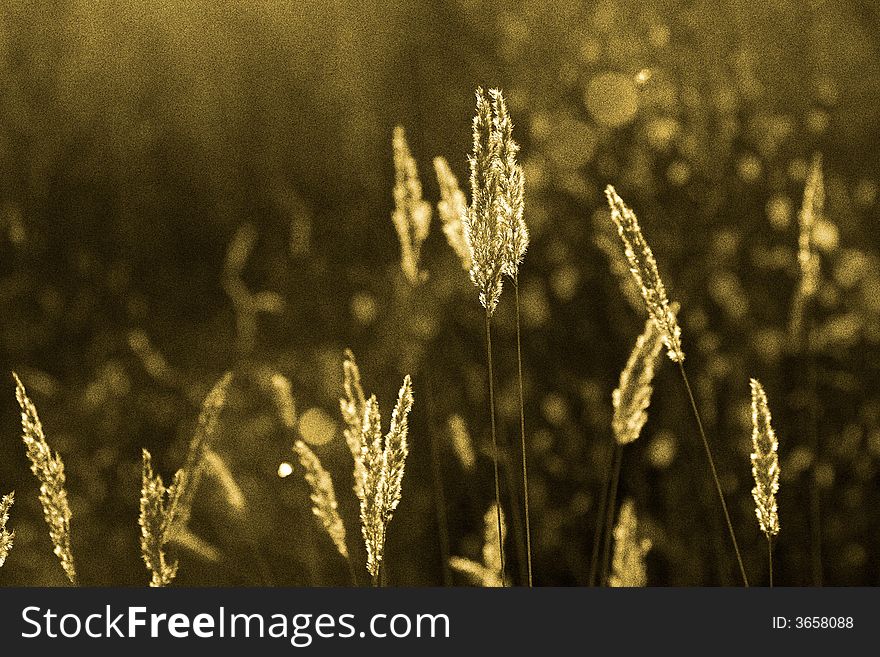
[1,0,879,586]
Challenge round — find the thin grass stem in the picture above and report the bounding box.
[677,361,749,586]
[425,380,453,586]
[485,310,506,584]
[588,443,615,586]
[804,328,822,587]
[513,279,533,587]
[599,443,623,586]
[767,535,774,588]
[500,440,528,585]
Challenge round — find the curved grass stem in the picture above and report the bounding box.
[677,361,749,587]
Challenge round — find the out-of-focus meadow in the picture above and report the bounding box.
[1,0,880,586]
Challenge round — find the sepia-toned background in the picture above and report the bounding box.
[1,0,879,586]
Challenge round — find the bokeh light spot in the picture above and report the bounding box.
[298,407,336,446]
[585,72,639,128]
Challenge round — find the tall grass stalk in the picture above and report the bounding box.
[174,372,233,533]
[392,130,451,585]
[140,449,185,587]
[485,310,506,583]
[461,88,515,585]
[498,430,529,585]
[679,362,749,586]
[608,499,651,587]
[750,378,780,587]
[513,278,533,586]
[0,492,13,568]
[489,86,531,587]
[292,440,350,567]
[423,371,453,586]
[14,373,77,585]
[588,445,615,586]
[790,154,824,586]
[600,314,668,584]
[449,503,506,587]
[604,186,748,587]
[599,444,623,586]
[358,377,414,586]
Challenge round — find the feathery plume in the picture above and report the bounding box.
[14,372,77,584]
[359,396,387,580]
[489,89,528,279]
[140,449,185,587]
[174,372,233,532]
[433,156,472,270]
[464,88,506,315]
[391,126,432,285]
[449,503,506,587]
[293,440,348,560]
[593,210,644,313]
[0,492,13,567]
[447,414,476,472]
[609,499,651,587]
[749,379,780,537]
[612,313,673,445]
[340,349,367,496]
[798,154,824,300]
[790,154,824,340]
[356,377,414,581]
[604,186,684,362]
[382,376,413,521]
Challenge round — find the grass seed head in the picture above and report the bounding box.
[433,156,472,271]
[612,315,669,445]
[488,89,528,280]
[604,185,684,362]
[790,153,825,340]
[341,349,367,496]
[609,499,651,587]
[750,378,780,537]
[449,502,506,587]
[0,492,14,568]
[14,372,77,585]
[392,125,431,286]
[293,440,349,560]
[359,396,387,578]
[356,376,414,580]
[174,372,233,532]
[382,376,413,521]
[140,449,185,587]
[464,88,506,315]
